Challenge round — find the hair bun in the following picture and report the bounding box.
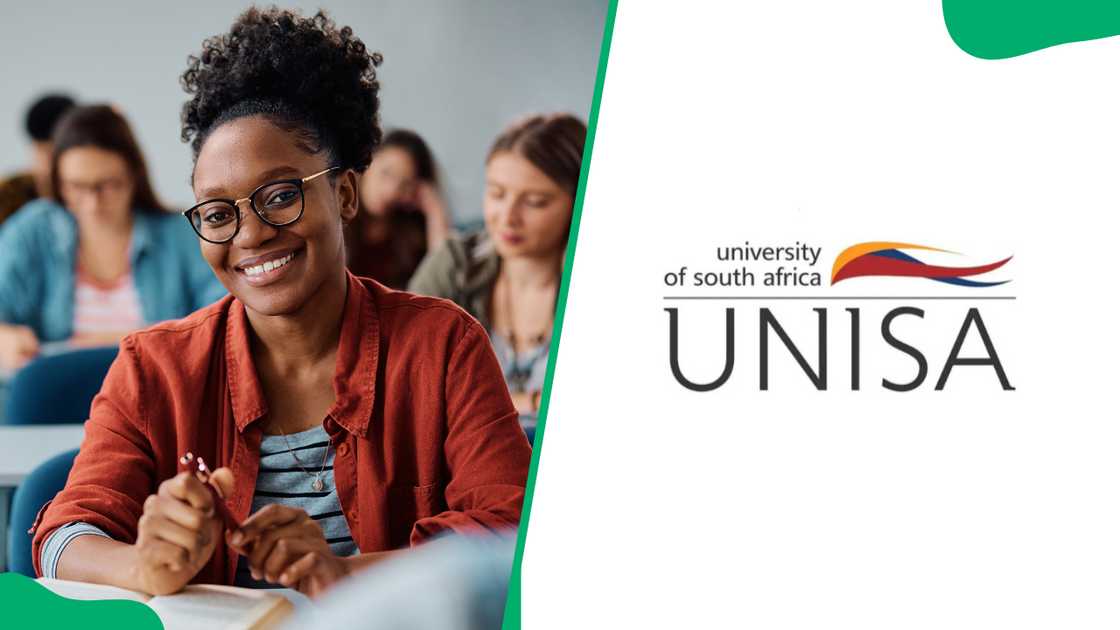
[180,7,382,172]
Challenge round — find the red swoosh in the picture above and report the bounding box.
[833,255,1012,284]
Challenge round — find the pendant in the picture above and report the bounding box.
[312,478,325,492]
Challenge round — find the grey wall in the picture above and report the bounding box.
[0,1,607,223]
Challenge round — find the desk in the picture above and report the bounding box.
[0,425,86,571]
[0,426,85,486]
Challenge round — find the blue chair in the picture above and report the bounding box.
[3,347,118,425]
[7,448,78,577]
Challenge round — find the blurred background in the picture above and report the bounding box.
[0,0,608,224]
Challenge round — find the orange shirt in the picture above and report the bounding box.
[31,272,531,584]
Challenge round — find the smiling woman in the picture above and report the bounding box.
[31,7,530,598]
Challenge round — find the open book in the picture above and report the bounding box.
[37,578,294,630]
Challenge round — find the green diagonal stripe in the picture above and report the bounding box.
[500,1,618,628]
[944,0,1120,59]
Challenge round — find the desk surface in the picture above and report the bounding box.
[0,425,85,486]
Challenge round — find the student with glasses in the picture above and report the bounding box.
[31,8,530,598]
[0,105,225,371]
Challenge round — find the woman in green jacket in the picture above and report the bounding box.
[410,114,586,434]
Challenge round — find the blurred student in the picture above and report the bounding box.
[32,8,529,600]
[0,93,76,225]
[410,114,586,433]
[346,130,451,288]
[283,532,515,630]
[0,105,224,371]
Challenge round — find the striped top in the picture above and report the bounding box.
[40,425,359,589]
[236,425,358,588]
[489,330,549,433]
[72,266,144,337]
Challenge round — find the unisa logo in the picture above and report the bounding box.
[666,241,1015,393]
[831,242,1011,287]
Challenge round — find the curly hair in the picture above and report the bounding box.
[180,7,382,172]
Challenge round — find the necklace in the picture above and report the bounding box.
[504,341,550,392]
[277,428,333,492]
[498,276,554,392]
[500,275,555,352]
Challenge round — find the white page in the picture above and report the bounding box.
[36,577,150,603]
[148,585,291,630]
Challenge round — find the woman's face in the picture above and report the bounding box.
[57,146,135,228]
[358,146,418,216]
[191,115,358,316]
[483,151,573,259]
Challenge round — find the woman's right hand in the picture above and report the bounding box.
[131,468,234,595]
[0,324,40,372]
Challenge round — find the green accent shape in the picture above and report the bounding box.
[500,1,618,628]
[0,573,162,629]
[944,0,1120,59]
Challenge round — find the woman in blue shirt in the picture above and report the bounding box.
[0,105,225,371]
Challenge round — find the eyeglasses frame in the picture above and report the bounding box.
[182,166,339,244]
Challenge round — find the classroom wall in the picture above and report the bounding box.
[0,0,607,223]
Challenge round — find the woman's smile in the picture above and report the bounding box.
[234,246,304,287]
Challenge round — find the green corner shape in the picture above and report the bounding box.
[0,573,162,630]
[944,0,1120,59]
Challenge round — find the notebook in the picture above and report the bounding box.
[36,578,294,630]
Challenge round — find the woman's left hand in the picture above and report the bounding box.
[229,504,351,597]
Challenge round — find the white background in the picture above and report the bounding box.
[525,1,1120,627]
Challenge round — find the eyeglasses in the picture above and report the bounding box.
[183,166,338,244]
[60,177,129,199]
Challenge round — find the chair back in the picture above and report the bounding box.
[3,347,118,425]
[7,448,79,577]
